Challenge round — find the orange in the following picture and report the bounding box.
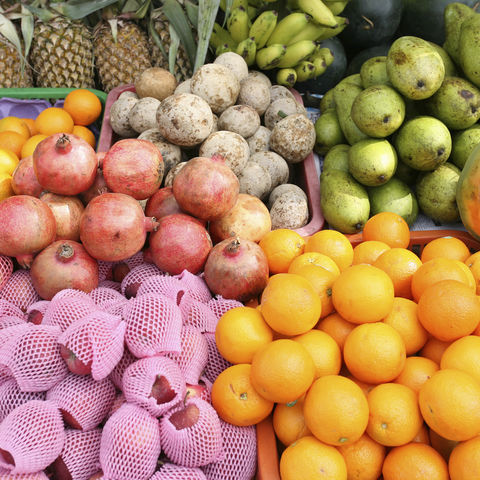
[292,264,336,318]
[34,107,74,135]
[366,382,423,446]
[20,134,48,159]
[250,339,315,404]
[419,368,480,442]
[288,251,340,278]
[258,228,305,274]
[394,355,439,394]
[332,264,395,324]
[337,433,386,480]
[63,88,102,126]
[465,251,480,295]
[0,172,14,202]
[0,131,26,158]
[343,322,406,384]
[448,435,480,480]
[455,259,477,292]
[215,306,273,364]
[411,257,473,302]
[304,229,354,271]
[346,371,376,397]
[303,374,369,446]
[382,297,428,355]
[72,125,96,148]
[279,435,347,480]
[0,116,30,140]
[292,329,342,379]
[382,443,449,480]
[373,247,422,299]
[21,118,37,136]
[362,211,410,248]
[210,363,273,427]
[259,273,322,336]
[272,396,311,446]
[420,337,452,364]
[417,279,480,342]
[412,422,431,444]
[0,147,19,175]
[430,429,459,462]
[440,335,480,384]
[316,312,356,351]
[421,236,470,263]
[352,239,391,265]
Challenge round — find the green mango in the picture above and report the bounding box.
[314,109,346,155]
[443,2,477,63]
[320,88,336,112]
[427,41,458,76]
[360,56,391,88]
[451,124,480,170]
[459,12,480,88]
[322,144,350,173]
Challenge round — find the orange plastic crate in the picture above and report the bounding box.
[255,228,480,480]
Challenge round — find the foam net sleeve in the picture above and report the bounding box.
[46,373,116,431]
[98,280,122,292]
[98,261,114,282]
[43,295,98,333]
[0,255,13,292]
[206,296,244,320]
[136,275,187,303]
[123,293,182,358]
[202,420,257,480]
[25,301,50,324]
[0,472,50,479]
[109,346,137,390]
[0,270,40,313]
[0,378,46,422]
[174,271,212,303]
[178,294,218,333]
[150,463,207,479]
[47,288,92,303]
[0,300,25,320]
[0,323,31,383]
[0,400,65,474]
[89,287,124,307]
[99,403,161,480]
[159,397,224,468]
[59,428,102,480]
[0,324,68,392]
[106,391,126,419]
[202,333,232,384]
[166,326,209,385]
[122,355,186,418]
[124,251,146,270]
[120,264,163,298]
[0,316,26,330]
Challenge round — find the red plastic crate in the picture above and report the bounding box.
[97,84,324,237]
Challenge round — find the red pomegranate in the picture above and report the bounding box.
[79,168,110,206]
[11,155,43,197]
[30,240,99,300]
[209,193,272,243]
[33,133,97,195]
[79,192,159,262]
[0,195,56,267]
[40,192,85,241]
[172,155,239,221]
[103,139,164,200]
[146,213,213,275]
[145,186,183,219]
[203,237,269,302]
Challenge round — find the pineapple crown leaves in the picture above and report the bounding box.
[25,0,118,21]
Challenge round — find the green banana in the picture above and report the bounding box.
[227,6,251,44]
[277,68,297,87]
[216,43,234,56]
[266,12,311,46]
[256,43,287,70]
[220,0,249,11]
[210,22,238,49]
[311,56,328,77]
[236,37,257,66]
[247,6,258,19]
[298,0,338,27]
[276,39,318,68]
[323,0,349,15]
[249,10,278,49]
[316,16,349,40]
[314,47,334,66]
[249,0,267,6]
[286,20,327,44]
[295,60,316,81]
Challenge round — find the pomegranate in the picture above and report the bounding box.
[79,168,110,206]
[103,139,164,200]
[172,155,239,220]
[203,237,269,302]
[97,151,106,168]
[0,195,56,267]
[33,133,97,195]
[80,192,159,262]
[145,186,183,219]
[209,193,272,243]
[11,155,44,197]
[30,240,99,300]
[40,193,85,241]
[146,213,212,275]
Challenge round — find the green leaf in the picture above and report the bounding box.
[148,13,168,61]
[20,5,34,59]
[185,0,199,27]
[161,0,196,67]
[168,23,180,75]
[108,18,118,43]
[195,0,220,72]
[50,0,118,20]
[135,0,151,19]
[222,0,233,26]
[0,12,28,73]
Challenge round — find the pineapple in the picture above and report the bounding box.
[93,18,152,92]
[0,35,33,88]
[149,8,192,83]
[30,16,95,88]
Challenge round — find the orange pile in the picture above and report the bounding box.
[0,89,101,202]
[212,213,480,480]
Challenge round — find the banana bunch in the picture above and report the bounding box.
[210,0,350,87]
